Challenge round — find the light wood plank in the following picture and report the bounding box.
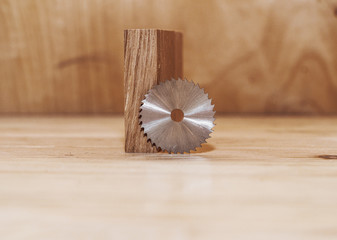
[1,116,337,239]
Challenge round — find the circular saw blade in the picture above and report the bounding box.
[140,78,215,154]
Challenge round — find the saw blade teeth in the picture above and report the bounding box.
[140,78,215,154]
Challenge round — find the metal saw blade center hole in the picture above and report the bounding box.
[171,109,184,122]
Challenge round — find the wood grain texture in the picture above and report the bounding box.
[0,0,123,113]
[1,0,337,114]
[1,116,337,239]
[123,0,337,114]
[124,29,182,153]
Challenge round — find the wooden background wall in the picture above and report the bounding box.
[1,0,337,114]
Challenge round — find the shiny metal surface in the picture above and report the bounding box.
[140,79,215,153]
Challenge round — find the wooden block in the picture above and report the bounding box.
[124,29,183,153]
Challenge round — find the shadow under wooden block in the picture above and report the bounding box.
[124,29,183,153]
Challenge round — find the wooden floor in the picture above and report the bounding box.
[1,115,337,239]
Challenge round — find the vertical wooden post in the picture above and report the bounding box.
[124,29,183,153]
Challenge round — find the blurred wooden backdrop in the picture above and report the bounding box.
[1,0,337,114]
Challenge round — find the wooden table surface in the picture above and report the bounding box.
[1,115,337,239]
